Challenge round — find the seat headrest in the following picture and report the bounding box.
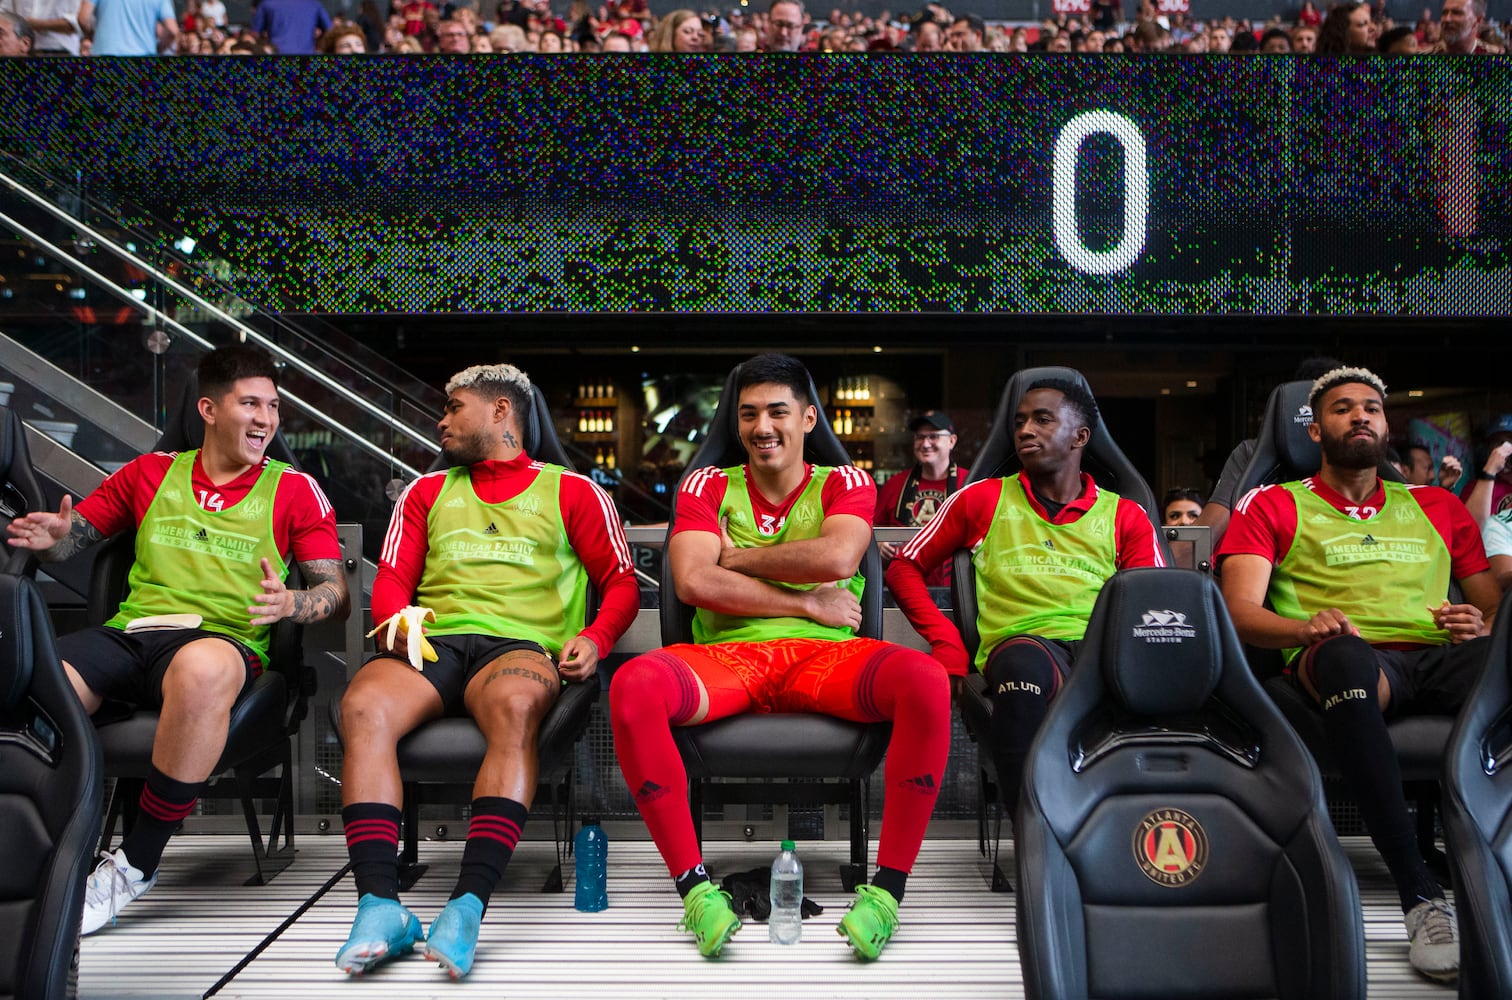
[1099,569,1222,716]
[0,574,35,713]
[1268,381,1321,479]
[680,363,850,481]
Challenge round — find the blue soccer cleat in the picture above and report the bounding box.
[334,894,422,975]
[425,892,485,979]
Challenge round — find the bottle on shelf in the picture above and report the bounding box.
[605,411,614,434]
[842,409,853,436]
[769,840,803,944]
[606,450,616,471]
[574,817,608,913]
[833,410,844,435]
[577,412,587,434]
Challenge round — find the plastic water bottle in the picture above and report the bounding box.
[769,839,803,944]
[574,817,608,912]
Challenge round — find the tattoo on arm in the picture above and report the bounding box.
[502,430,519,448]
[286,559,350,623]
[40,512,104,563]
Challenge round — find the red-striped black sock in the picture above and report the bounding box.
[343,802,402,900]
[118,765,201,878]
[451,797,529,909]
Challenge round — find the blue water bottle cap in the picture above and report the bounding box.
[780,840,795,851]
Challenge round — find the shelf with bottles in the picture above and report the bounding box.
[573,380,620,408]
[573,408,618,438]
[842,439,877,472]
[830,406,875,441]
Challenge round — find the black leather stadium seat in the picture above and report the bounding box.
[371,384,597,892]
[658,364,890,890]
[1016,568,1365,1000]
[950,365,1165,889]
[0,406,50,577]
[0,574,103,1000]
[1442,587,1512,998]
[1231,378,1445,861]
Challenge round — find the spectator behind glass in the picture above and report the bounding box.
[1291,21,1317,50]
[601,29,632,49]
[320,21,366,51]
[1378,23,1419,49]
[1298,0,1322,24]
[734,23,757,48]
[1260,26,1292,50]
[0,9,33,53]
[911,17,941,49]
[88,0,179,54]
[1317,0,1375,52]
[1162,488,1203,526]
[4,0,85,54]
[648,8,707,50]
[763,0,804,50]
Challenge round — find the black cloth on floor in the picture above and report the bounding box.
[719,866,824,921]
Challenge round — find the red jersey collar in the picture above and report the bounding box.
[1016,470,1097,521]
[1307,475,1385,513]
[741,462,815,511]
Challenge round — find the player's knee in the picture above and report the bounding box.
[983,638,1059,705]
[161,645,243,708]
[881,648,950,710]
[340,676,403,740]
[1305,636,1379,707]
[609,652,676,729]
[475,685,550,735]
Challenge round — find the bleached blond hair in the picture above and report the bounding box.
[1309,366,1386,411]
[446,363,532,405]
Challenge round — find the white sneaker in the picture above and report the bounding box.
[81,849,157,935]
[1405,897,1459,984]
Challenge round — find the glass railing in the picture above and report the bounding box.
[0,189,422,564]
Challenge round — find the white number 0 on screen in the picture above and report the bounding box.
[1051,111,1148,276]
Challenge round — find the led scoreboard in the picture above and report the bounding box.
[0,56,1507,315]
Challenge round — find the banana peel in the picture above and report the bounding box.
[367,606,438,670]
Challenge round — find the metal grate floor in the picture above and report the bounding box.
[76,835,1452,999]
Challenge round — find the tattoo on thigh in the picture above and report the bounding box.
[482,663,555,690]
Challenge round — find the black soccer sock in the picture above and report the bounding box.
[451,796,529,909]
[342,802,402,901]
[1306,637,1442,911]
[675,863,711,898]
[984,639,1061,814]
[872,866,907,903]
[119,765,201,878]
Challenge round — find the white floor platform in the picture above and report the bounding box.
[77,834,1453,1000]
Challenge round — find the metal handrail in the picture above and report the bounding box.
[0,166,440,457]
[0,206,425,480]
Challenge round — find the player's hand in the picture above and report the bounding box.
[6,494,72,550]
[366,606,438,670]
[558,635,600,683]
[1438,454,1462,488]
[877,540,899,561]
[717,516,740,568]
[1486,441,1512,478]
[806,580,862,629]
[249,557,295,625]
[1296,608,1358,646]
[1430,600,1486,643]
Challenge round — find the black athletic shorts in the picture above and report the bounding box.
[57,625,261,709]
[1293,635,1489,718]
[359,634,556,715]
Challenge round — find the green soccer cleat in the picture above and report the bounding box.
[677,879,742,957]
[837,884,899,961]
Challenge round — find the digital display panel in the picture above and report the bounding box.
[0,57,1508,315]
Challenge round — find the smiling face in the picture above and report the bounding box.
[1014,388,1089,476]
[1310,382,1388,471]
[737,382,816,477]
[201,377,279,470]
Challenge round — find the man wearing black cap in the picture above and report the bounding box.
[876,411,967,587]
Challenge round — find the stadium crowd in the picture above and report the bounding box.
[0,0,1504,56]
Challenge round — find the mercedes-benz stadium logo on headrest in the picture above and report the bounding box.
[1135,808,1209,888]
[1294,404,1313,425]
[1132,609,1197,643]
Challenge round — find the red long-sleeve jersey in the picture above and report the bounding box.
[375,454,639,658]
[886,473,1163,675]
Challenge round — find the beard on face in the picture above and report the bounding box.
[442,428,493,467]
[1319,427,1385,470]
